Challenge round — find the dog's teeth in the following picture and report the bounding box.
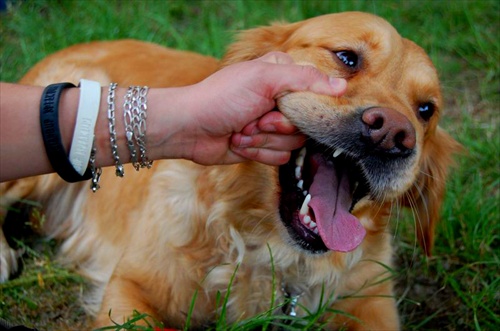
[333,148,344,158]
[303,190,308,196]
[295,167,301,180]
[303,215,311,225]
[299,147,307,157]
[297,179,304,190]
[313,227,319,235]
[296,147,306,167]
[296,157,304,168]
[309,220,317,228]
[299,194,311,215]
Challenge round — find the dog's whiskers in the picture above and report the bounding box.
[403,187,424,263]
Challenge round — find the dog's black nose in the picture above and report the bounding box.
[361,107,416,156]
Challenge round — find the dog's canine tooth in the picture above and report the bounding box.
[299,193,311,215]
[296,157,303,167]
[333,148,344,158]
[296,147,307,166]
[295,148,306,180]
[296,147,306,167]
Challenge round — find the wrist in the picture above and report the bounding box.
[145,86,200,161]
[58,87,80,154]
[63,84,202,170]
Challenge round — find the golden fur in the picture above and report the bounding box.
[0,12,461,330]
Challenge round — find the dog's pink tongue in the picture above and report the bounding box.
[308,155,366,252]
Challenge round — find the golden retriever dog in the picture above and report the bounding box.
[0,12,461,330]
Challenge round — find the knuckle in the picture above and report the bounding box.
[259,51,291,64]
[300,65,323,79]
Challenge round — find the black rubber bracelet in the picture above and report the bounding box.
[40,82,92,182]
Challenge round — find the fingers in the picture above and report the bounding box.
[230,147,293,166]
[231,131,306,151]
[241,111,298,136]
[275,65,347,97]
[231,110,305,165]
[230,129,305,166]
[256,51,295,65]
[257,110,299,134]
[254,51,347,98]
[234,111,305,151]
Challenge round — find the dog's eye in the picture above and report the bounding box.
[418,102,435,121]
[335,51,358,68]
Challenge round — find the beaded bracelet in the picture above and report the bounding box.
[40,82,93,182]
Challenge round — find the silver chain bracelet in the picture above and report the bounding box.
[134,86,152,169]
[123,86,152,170]
[123,86,139,170]
[89,138,102,192]
[107,83,124,177]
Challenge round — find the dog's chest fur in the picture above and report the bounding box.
[126,160,370,320]
[32,153,391,324]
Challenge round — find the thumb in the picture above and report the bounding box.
[274,64,347,98]
[255,52,347,98]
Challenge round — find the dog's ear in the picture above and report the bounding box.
[403,127,462,256]
[221,22,296,66]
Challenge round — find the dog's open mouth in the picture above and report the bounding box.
[278,142,370,254]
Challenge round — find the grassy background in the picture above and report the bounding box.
[1,0,498,330]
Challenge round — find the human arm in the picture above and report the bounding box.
[147,52,346,165]
[0,52,346,182]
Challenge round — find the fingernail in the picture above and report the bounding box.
[260,123,277,132]
[329,77,347,94]
[237,135,253,148]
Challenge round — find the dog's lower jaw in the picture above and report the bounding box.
[278,145,372,254]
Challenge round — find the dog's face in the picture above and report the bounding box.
[224,12,460,254]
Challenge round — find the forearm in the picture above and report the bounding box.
[90,85,194,168]
[1,53,341,182]
[0,83,193,181]
[0,83,53,181]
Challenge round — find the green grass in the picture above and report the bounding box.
[1,0,498,330]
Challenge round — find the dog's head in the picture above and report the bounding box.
[222,12,461,255]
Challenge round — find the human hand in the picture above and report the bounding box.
[175,52,347,165]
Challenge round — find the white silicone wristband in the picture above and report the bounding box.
[69,79,101,175]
